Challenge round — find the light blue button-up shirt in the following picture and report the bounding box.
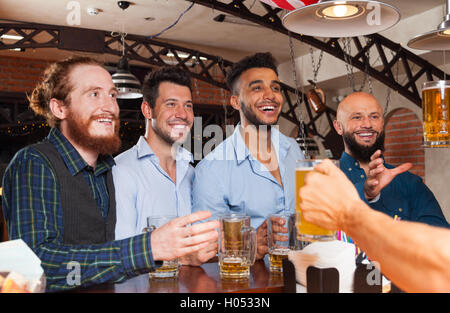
[113,136,194,240]
[192,125,304,228]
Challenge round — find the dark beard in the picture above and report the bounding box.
[241,100,280,126]
[66,111,122,156]
[343,130,385,163]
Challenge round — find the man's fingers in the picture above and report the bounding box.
[370,149,382,161]
[391,162,412,176]
[175,211,212,227]
[182,230,218,247]
[185,220,220,237]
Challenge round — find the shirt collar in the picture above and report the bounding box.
[47,127,115,176]
[136,136,193,163]
[231,123,291,165]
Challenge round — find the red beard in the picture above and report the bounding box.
[65,110,122,156]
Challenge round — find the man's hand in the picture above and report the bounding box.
[256,220,268,260]
[151,211,219,261]
[364,150,412,200]
[180,241,218,266]
[299,159,361,230]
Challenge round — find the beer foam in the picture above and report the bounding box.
[296,167,314,171]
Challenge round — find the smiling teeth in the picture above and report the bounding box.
[97,119,112,123]
[172,125,186,129]
[358,133,374,137]
[260,106,275,111]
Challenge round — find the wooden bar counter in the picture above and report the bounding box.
[71,257,284,293]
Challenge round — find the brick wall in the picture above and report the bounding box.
[191,77,230,107]
[384,108,425,179]
[0,56,49,93]
[0,55,230,105]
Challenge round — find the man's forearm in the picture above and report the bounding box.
[343,200,450,292]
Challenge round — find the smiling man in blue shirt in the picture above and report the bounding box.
[113,67,218,265]
[192,52,305,260]
[333,92,448,229]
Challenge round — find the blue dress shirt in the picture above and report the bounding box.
[339,152,449,228]
[113,136,194,240]
[192,125,305,228]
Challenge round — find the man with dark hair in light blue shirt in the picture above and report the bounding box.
[192,52,305,260]
[113,67,219,265]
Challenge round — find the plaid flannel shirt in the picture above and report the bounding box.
[2,128,158,292]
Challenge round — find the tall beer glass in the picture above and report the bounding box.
[422,81,450,147]
[268,212,294,272]
[218,214,256,279]
[295,159,339,242]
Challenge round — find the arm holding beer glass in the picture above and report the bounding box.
[151,211,219,262]
[299,159,450,293]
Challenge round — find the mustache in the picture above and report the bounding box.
[256,99,281,107]
[89,114,119,122]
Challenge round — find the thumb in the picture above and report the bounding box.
[391,162,412,177]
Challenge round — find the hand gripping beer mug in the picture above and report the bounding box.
[144,215,179,279]
[422,81,450,147]
[218,214,256,279]
[268,213,293,272]
[296,159,339,242]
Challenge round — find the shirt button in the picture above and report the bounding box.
[360,175,364,179]
[348,168,352,171]
[398,208,403,212]
[355,162,359,166]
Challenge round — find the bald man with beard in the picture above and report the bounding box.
[333,92,448,228]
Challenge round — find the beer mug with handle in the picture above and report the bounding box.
[218,213,256,279]
[143,215,180,279]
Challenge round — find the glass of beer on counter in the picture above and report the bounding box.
[296,159,339,242]
[268,212,294,272]
[218,213,256,279]
[422,81,450,147]
[144,215,179,279]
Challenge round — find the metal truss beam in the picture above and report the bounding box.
[190,0,449,107]
[1,21,330,141]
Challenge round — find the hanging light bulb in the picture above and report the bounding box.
[408,0,450,50]
[112,1,142,99]
[282,0,400,38]
[112,56,142,99]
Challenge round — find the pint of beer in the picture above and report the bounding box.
[218,214,256,279]
[422,81,450,147]
[296,159,338,242]
[268,213,294,272]
[144,216,180,279]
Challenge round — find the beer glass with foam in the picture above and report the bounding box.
[422,81,450,147]
[296,159,339,242]
[218,214,256,279]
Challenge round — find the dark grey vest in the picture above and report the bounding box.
[32,140,116,245]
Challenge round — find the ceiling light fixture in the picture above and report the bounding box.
[111,1,142,99]
[408,0,450,50]
[282,0,400,38]
[0,34,24,40]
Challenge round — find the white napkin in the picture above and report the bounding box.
[0,239,46,292]
[288,240,356,293]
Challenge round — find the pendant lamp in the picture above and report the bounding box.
[282,0,400,38]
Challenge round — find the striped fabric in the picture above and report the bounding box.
[258,0,319,10]
[1,128,157,292]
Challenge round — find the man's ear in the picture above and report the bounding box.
[230,95,241,111]
[141,101,153,120]
[49,98,68,121]
[333,120,344,135]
